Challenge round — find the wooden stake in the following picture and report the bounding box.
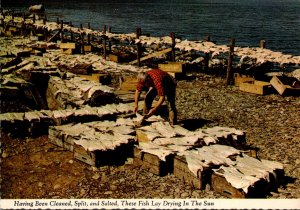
[60,20,64,42]
[205,35,211,71]
[56,17,59,24]
[44,28,48,41]
[170,32,176,62]
[260,40,266,48]
[70,22,73,41]
[136,27,142,66]
[103,25,107,59]
[87,22,91,44]
[11,10,14,25]
[226,38,235,86]
[108,26,112,53]
[81,33,85,54]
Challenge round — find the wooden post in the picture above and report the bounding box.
[136,27,142,66]
[204,35,211,72]
[87,22,91,44]
[80,23,83,29]
[70,22,73,41]
[170,32,176,62]
[32,14,35,23]
[21,21,26,36]
[260,40,266,48]
[23,13,26,22]
[44,28,48,41]
[56,17,59,24]
[11,10,14,25]
[81,33,85,54]
[226,37,235,86]
[103,25,107,59]
[108,26,112,53]
[60,20,64,42]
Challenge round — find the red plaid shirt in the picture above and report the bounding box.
[137,69,175,96]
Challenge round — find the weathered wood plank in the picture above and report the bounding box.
[129,48,172,65]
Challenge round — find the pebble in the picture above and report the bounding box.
[104,191,113,195]
[92,173,100,180]
[53,184,60,190]
[180,192,189,198]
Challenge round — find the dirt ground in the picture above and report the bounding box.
[1,73,300,199]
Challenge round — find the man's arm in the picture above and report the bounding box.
[134,89,141,113]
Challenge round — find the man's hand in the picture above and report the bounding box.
[134,105,138,113]
[144,108,156,119]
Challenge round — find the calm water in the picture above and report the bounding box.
[3,0,300,55]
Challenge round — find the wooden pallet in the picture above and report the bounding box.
[133,147,174,176]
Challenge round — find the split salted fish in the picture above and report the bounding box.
[137,142,176,161]
[214,165,260,193]
[151,121,177,138]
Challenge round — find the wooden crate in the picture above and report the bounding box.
[211,172,247,198]
[173,155,208,189]
[211,163,284,198]
[270,76,300,96]
[83,45,93,52]
[48,128,74,151]
[60,42,76,49]
[239,80,273,95]
[109,54,119,62]
[78,73,111,84]
[119,76,138,91]
[158,62,185,73]
[60,43,77,54]
[73,143,97,166]
[60,48,75,55]
[74,142,135,167]
[234,73,254,86]
[133,147,173,176]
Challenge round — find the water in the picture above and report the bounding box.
[3,0,300,55]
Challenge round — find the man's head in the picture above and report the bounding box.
[137,72,147,83]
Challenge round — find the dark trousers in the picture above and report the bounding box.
[143,87,177,125]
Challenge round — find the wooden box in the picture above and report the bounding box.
[74,142,135,167]
[60,48,75,55]
[239,80,273,95]
[119,76,138,91]
[133,147,173,176]
[158,62,186,73]
[270,76,300,96]
[78,73,111,84]
[173,155,209,189]
[211,172,247,198]
[73,143,97,166]
[48,128,74,151]
[83,45,93,52]
[109,54,119,62]
[60,42,77,54]
[234,73,254,86]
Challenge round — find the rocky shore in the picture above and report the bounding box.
[1,73,299,199]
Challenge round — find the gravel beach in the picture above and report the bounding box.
[1,73,299,199]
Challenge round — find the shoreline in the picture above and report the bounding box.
[1,9,300,201]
